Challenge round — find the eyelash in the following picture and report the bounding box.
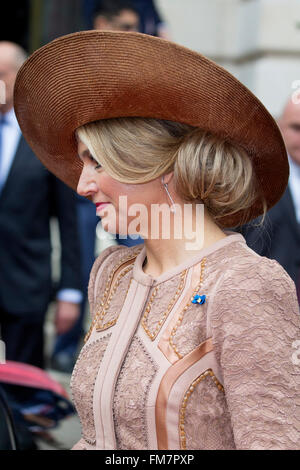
[90,155,102,169]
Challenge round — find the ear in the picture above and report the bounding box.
[161,171,174,185]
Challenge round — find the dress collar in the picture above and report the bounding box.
[132,231,246,286]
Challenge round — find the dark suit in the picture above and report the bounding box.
[237,187,300,299]
[0,136,81,366]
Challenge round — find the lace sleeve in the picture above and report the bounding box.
[87,245,122,318]
[210,256,300,450]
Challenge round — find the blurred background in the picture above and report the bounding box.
[1,0,300,450]
[2,0,300,116]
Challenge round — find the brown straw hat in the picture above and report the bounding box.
[14,30,288,227]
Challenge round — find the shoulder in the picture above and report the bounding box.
[222,242,295,291]
[87,243,144,315]
[211,234,293,284]
[210,240,299,328]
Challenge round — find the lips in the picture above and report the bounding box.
[95,202,111,213]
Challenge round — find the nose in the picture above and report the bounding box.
[77,166,98,198]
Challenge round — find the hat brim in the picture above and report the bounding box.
[14,30,288,227]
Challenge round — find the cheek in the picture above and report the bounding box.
[98,174,118,197]
[99,175,133,209]
[99,176,162,213]
[132,182,162,206]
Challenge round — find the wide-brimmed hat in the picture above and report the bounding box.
[14,30,288,227]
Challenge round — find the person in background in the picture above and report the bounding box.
[90,0,171,39]
[131,0,171,39]
[0,41,82,370]
[238,97,300,304]
[93,0,140,32]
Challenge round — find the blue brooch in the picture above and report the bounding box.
[191,294,206,305]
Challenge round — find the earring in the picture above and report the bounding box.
[161,176,176,213]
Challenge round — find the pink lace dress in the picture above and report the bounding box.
[70,232,300,450]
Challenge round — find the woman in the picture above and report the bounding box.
[14,31,299,450]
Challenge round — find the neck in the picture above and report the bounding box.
[142,206,227,277]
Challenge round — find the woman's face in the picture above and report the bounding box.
[76,139,171,237]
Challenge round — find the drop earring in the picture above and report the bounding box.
[161,176,176,213]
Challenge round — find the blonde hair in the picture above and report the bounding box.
[76,117,267,227]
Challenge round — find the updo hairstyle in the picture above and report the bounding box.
[76,117,266,227]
